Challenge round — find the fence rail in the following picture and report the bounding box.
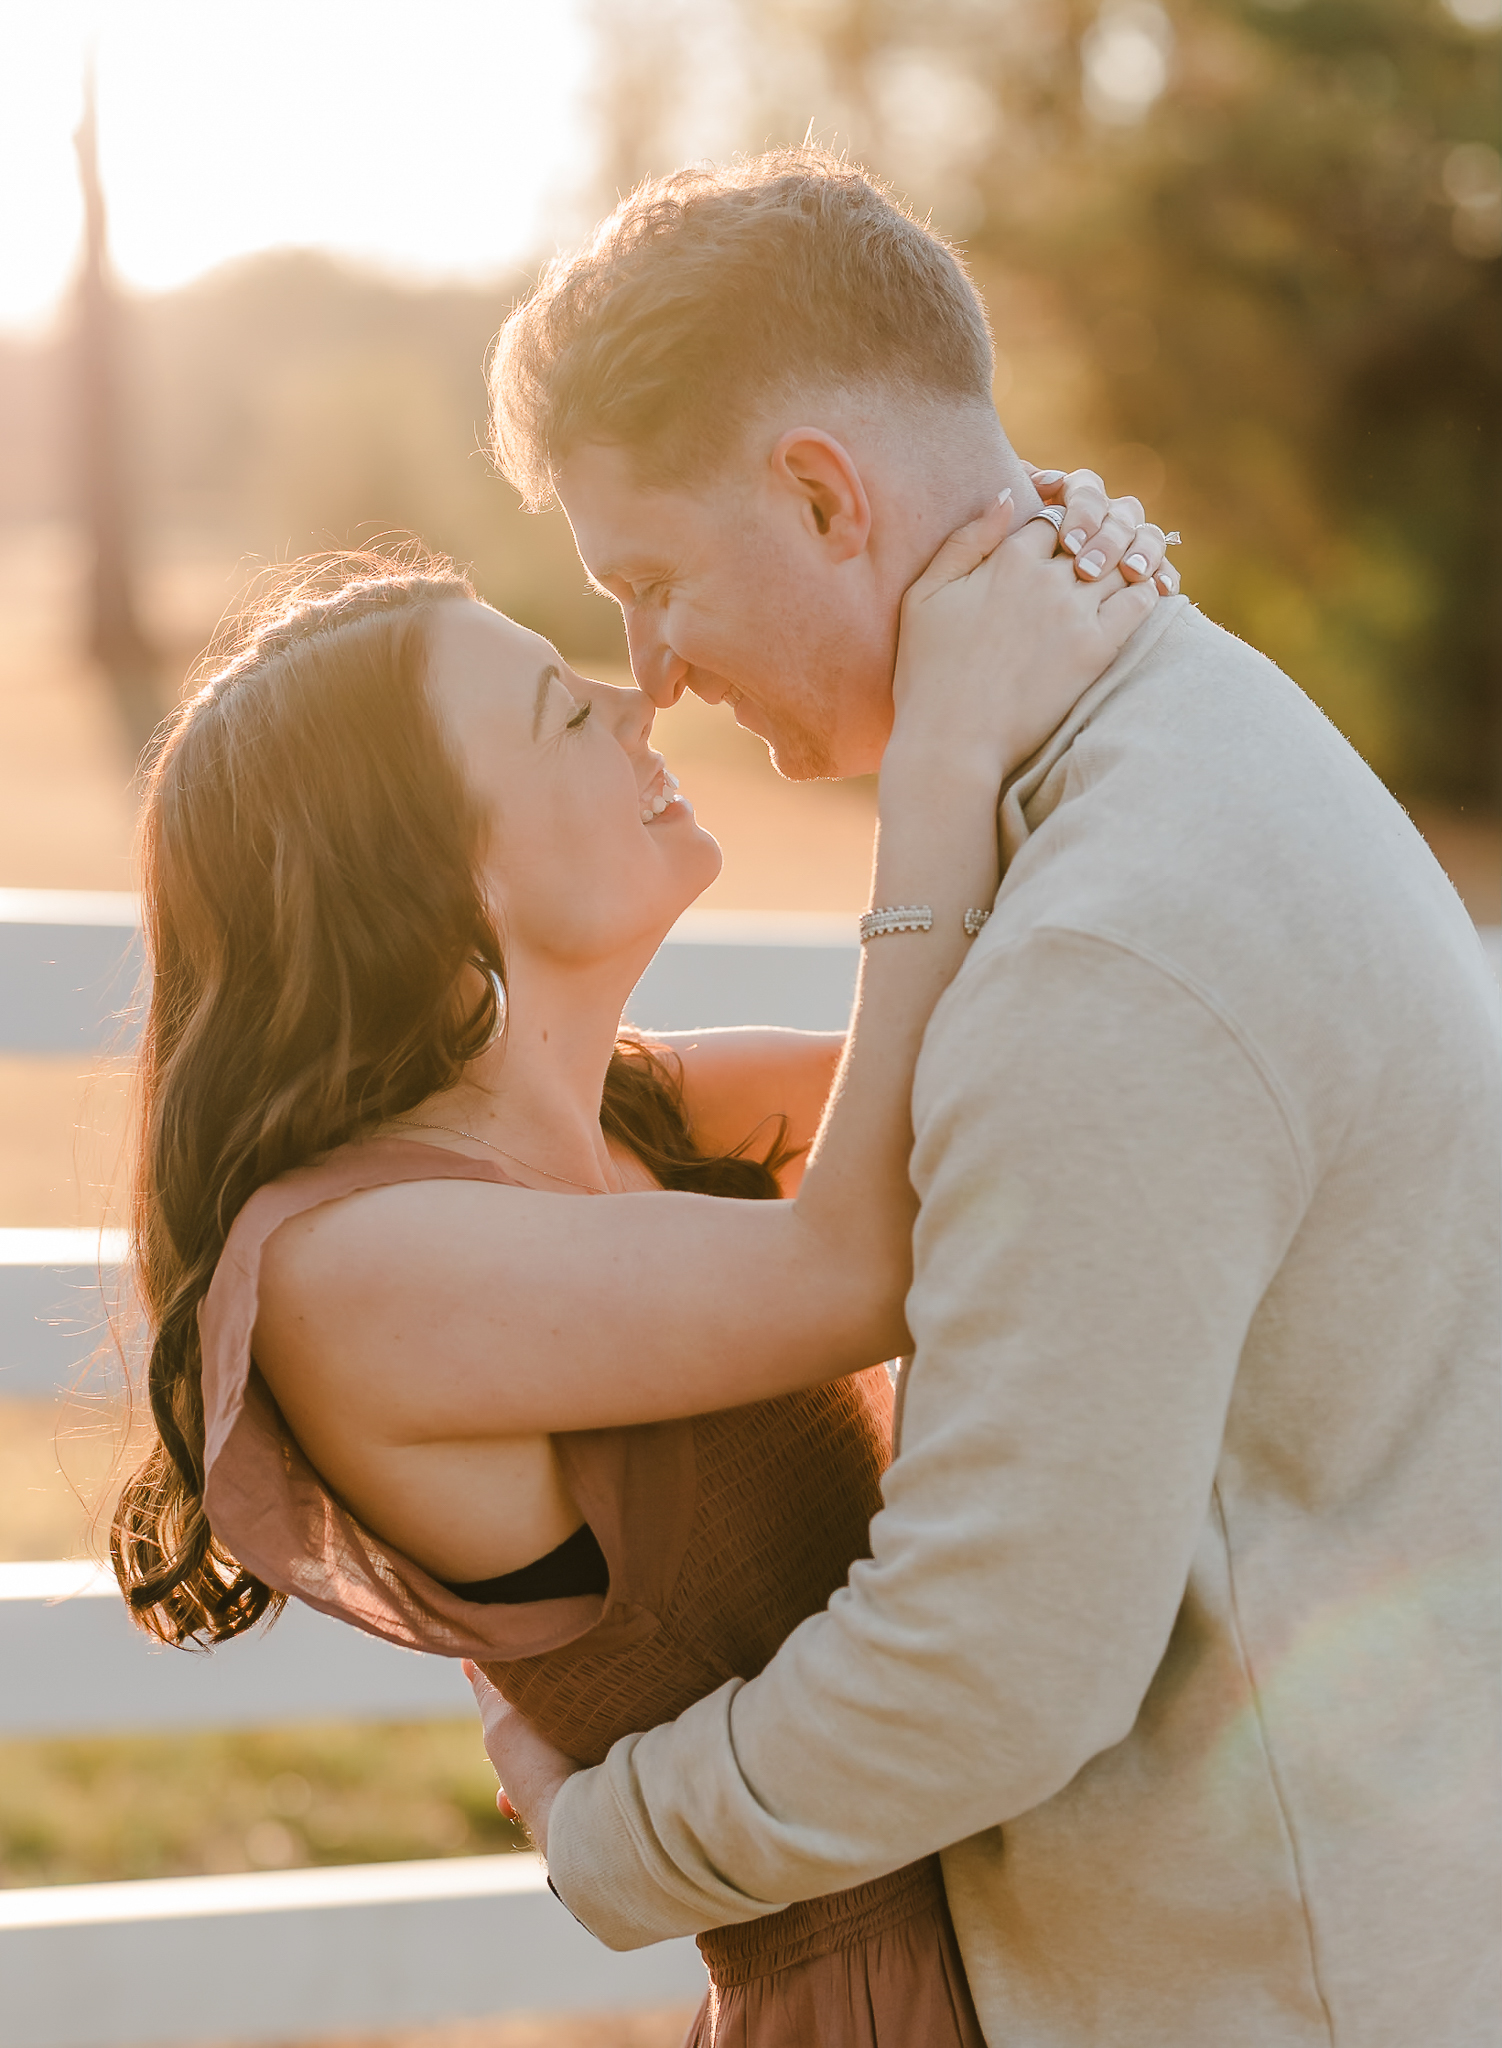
[1,1855,705,2048]
[0,1228,129,1399]
[0,1562,470,1740]
[0,888,861,1049]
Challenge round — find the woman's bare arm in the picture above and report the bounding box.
[653,1028,847,1192]
[257,1176,897,1441]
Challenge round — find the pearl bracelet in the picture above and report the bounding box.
[859,905,994,942]
[859,905,933,941]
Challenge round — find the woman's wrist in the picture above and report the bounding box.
[877,738,1005,813]
[874,751,1001,908]
[881,708,1033,797]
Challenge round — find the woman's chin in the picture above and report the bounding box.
[687,821,724,896]
[658,800,723,888]
[629,802,722,941]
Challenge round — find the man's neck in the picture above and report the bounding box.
[872,412,1043,594]
[811,411,1044,776]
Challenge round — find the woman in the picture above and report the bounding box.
[112,490,1165,2044]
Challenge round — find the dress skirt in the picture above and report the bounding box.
[683,1857,987,2048]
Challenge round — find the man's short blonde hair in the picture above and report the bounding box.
[490,148,995,510]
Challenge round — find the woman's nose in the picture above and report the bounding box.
[625,612,689,707]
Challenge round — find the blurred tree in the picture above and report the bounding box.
[72,64,159,756]
[0,253,629,681]
[588,0,1502,808]
[584,0,750,197]
[129,252,627,668]
[975,0,1502,808]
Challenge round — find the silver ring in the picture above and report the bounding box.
[1026,505,1066,533]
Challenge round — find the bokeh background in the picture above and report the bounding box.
[2,1,1497,2038]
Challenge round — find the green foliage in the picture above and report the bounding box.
[0,1720,527,1889]
[991,0,1501,802]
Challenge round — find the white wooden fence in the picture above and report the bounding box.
[0,890,862,2048]
[5,889,1498,2047]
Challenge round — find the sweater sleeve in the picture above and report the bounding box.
[544,927,1308,1948]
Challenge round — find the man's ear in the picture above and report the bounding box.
[768,430,872,562]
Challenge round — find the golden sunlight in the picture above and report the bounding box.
[0,0,593,332]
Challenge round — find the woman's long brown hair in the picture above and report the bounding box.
[112,552,789,1650]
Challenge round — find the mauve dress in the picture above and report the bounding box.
[200,1140,985,2048]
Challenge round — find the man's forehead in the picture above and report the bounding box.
[556,444,721,574]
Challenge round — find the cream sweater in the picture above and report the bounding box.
[546,599,1502,2047]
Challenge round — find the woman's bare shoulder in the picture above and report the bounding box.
[255,1171,516,1329]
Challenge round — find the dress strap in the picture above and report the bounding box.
[200,1137,693,1662]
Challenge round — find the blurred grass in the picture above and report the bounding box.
[0,1719,527,1890]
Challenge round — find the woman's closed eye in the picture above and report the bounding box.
[565,699,593,732]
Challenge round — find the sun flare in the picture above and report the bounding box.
[0,0,593,333]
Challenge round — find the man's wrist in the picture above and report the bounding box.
[530,1758,577,1859]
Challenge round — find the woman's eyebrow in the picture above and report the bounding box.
[532,664,562,740]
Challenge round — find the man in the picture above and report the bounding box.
[474,150,1501,2045]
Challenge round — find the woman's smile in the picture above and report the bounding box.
[640,766,685,823]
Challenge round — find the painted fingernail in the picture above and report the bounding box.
[997,487,1013,508]
[1156,567,1178,593]
[1033,469,1065,486]
[1077,551,1107,578]
[1124,552,1149,576]
[1062,528,1087,555]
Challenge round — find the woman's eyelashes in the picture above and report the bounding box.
[565,699,593,732]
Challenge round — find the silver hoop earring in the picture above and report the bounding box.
[487,967,507,1047]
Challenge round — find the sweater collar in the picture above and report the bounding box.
[998,594,1190,872]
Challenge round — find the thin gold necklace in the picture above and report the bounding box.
[389,1119,611,1195]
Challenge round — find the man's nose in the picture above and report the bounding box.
[625,612,689,708]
